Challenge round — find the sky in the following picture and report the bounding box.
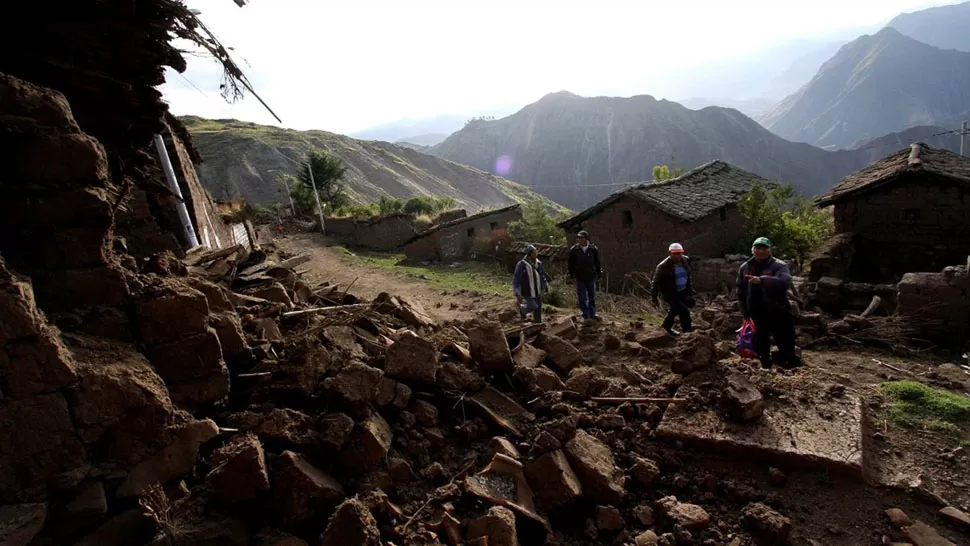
[162,0,958,135]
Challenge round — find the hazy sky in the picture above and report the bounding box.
[162,0,957,134]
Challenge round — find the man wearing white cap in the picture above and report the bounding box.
[651,242,695,336]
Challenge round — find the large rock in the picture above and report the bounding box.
[467,506,519,546]
[385,334,438,383]
[207,434,270,503]
[722,373,765,422]
[0,503,46,546]
[525,450,583,510]
[535,333,584,374]
[341,413,393,471]
[657,496,710,532]
[322,362,383,406]
[272,451,344,526]
[117,419,219,497]
[319,498,381,546]
[564,430,625,505]
[468,321,513,373]
[741,503,792,544]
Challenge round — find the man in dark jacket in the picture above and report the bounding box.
[736,237,799,369]
[567,230,602,321]
[513,245,551,323]
[651,242,694,336]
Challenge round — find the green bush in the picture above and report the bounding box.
[402,196,458,216]
[508,200,568,245]
[739,182,834,269]
[881,380,970,429]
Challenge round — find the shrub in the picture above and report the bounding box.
[508,200,568,245]
[738,182,834,269]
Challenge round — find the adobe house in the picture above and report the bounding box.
[812,143,970,282]
[403,204,522,261]
[558,161,776,291]
[502,242,569,276]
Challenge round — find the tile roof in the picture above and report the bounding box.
[816,143,970,206]
[505,242,569,260]
[559,160,777,227]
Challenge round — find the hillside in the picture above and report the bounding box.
[428,91,868,209]
[849,124,964,162]
[760,27,970,150]
[889,0,970,52]
[180,116,565,213]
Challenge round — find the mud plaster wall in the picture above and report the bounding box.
[355,215,416,251]
[571,196,746,292]
[404,208,522,261]
[833,174,970,277]
[691,258,746,294]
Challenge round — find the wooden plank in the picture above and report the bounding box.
[904,521,956,546]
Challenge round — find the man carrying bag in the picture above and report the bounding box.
[651,242,695,336]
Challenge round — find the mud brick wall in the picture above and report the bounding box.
[405,207,522,261]
[569,195,746,292]
[355,215,417,251]
[326,217,357,238]
[692,258,746,294]
[897,265,970,347]
[833,174,970,278]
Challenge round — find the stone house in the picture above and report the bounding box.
[403,204,522,261]
[558,161,776,291]
[813,143,970,281]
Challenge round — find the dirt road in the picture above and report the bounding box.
[275,232,510,322]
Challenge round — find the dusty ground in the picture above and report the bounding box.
[271,232,970,545]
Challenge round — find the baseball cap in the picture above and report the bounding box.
[668,242,684,253]
[577,230,589,238]
[752,237,771,248]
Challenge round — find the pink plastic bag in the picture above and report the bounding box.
[736,319,758,359]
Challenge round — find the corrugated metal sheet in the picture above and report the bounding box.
[231,222,251,250]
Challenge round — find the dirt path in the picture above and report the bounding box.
[274,232,509,322]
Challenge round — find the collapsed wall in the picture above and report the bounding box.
[897,265,970,348]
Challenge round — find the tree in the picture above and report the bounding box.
[738,182,834,270]
[508,201,568,245]
[652,165,685,182]
[295,150,349,213]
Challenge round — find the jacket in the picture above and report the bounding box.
[568,243,602,282]
[513,258,550,298]
[651,255,693,303]
[736,256,792,317]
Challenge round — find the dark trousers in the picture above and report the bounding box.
[576,279,597,318]
[751,308,797,368]
[661,291,693,332]
[519,296,543,323]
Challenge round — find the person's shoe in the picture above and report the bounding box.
[779,357,803,370]
[592,315,602,322]
[760,359,773,370]
[664,327,681,337]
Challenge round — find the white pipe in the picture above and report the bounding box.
[153,134,200,249]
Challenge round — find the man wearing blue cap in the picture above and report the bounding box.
[736,237,799,369]
[513,245,550,323]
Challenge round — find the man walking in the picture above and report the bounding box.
[513,245,550,323]
[567,230,602,321]
[651,243,694,337]
[736,237,800,369]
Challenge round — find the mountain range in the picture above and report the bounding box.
[428,92,871,210]
[760,27,970,150]
[889,1,970,52]
[181,116,564,213]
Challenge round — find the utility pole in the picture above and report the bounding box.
[961,121,967,157]
[306,160,326,235]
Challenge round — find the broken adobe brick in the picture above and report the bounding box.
[340,413,393,471]
[206,433,269,504]
[319,498,381,546]
[467,321,513,373]
[512,343,546,369]
[657,496,710,532]
[741,502,792,544]
[525,449,583,510]
[385,334,438,383]
[467,506,518,546]
[535,333,584,374]
[723,373,765,422]
[272,451,344,527]
[321,361,383,406]
[565,431,625,505]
